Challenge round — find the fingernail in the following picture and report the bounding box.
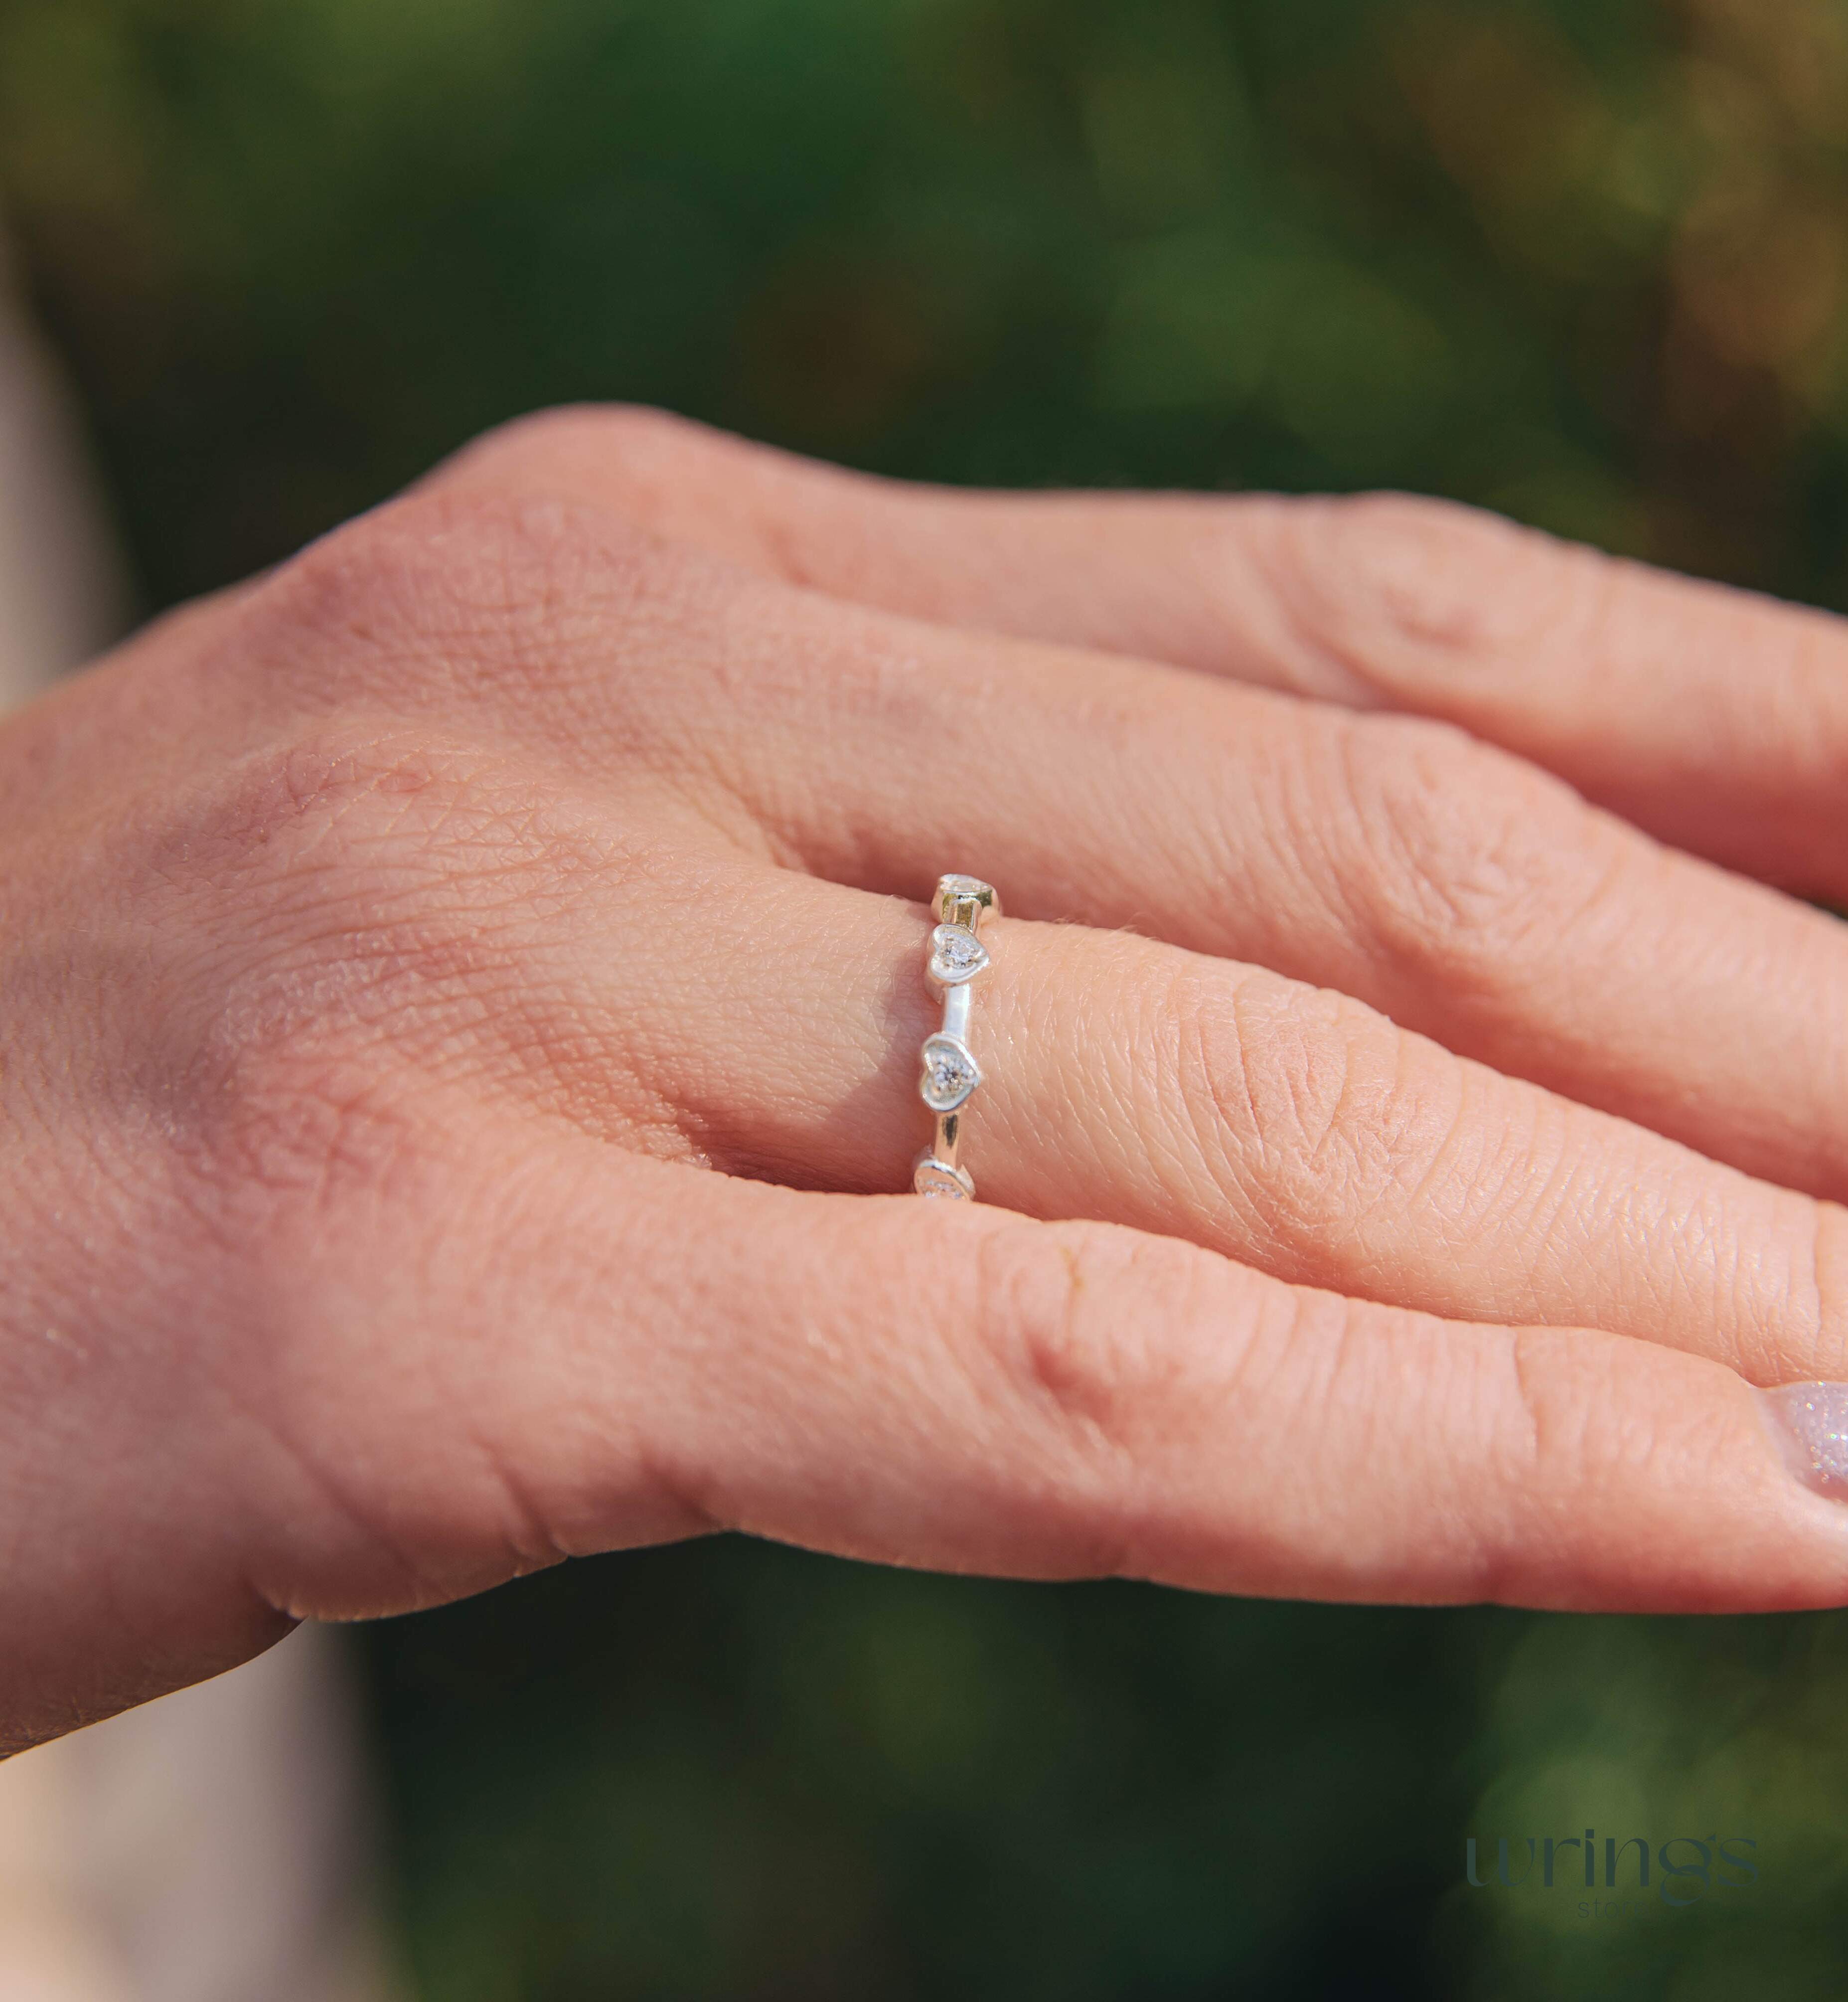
[1759,1383,1848,1499]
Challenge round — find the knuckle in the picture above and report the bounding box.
[442,405,853,598]
[248,497,476,676]
[972,1219,1203,1460]
[1327,714,1625,999]
[151,722,512,909]
[137,727,615,1175]
[439,404,768,558]
[1173,964,1448,1230]
[238,480,695,710]
[458,402,720,493]
[172,1035,440,1263]
[1271,491,1600,687]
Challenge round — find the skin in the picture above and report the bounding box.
[3,404,1848,1754]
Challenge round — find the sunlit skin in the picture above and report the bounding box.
[3,406,1848,1754]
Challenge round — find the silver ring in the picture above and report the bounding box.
[913,872,1000,1200]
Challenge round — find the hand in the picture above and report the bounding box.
[4,406,1847,1751]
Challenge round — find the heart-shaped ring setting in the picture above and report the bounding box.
[919,1032,982,1113]
[927,923,989,986]
[912,1152,976,1200]
[913,873,998,1204]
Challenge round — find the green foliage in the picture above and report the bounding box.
[14,0,1848,608]
[6,0,1848,1995]
[373,1542,1491,2001]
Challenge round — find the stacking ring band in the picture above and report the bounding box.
[913,872,1000,1200]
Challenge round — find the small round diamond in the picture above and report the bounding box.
[920,1033,982,1112]
[927,923,990,985]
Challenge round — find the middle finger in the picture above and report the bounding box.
[602,554,1848,1205]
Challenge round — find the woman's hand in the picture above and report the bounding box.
[5,406,1847,1751]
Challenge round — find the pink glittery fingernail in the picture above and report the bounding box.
[1760,1383,1848,1499]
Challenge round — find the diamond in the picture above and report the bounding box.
[938,874,994,900]
[927,923,989,985]
[912,1153,975,1200]
[920,1032,982,1112]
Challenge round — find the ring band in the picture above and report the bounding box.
[913,872,1000,1200]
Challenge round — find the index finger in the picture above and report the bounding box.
[432,407,1848,904]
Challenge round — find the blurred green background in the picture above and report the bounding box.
[6,0,1848,1995]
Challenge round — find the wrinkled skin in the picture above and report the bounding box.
[4,407,1848,1753]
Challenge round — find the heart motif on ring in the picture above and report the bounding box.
[928,923,989,985]
[919,1032,983,1113]
[913,1153,976,1200]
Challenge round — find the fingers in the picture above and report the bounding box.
[230,482,1848,1204]
[243,1128,1848,1622]
[134,706,1842,1388]
[439,501,1848,1205]
[135,714,1843,1385]
[597,860,1848,1392]
[433,406,1848,903]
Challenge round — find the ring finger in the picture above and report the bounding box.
[462,827,1847,1390]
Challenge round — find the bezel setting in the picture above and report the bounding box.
[919,1032,983,1113]
[927,922,990,986]
[912,1151,976,1200]
[913,873,998,1204]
